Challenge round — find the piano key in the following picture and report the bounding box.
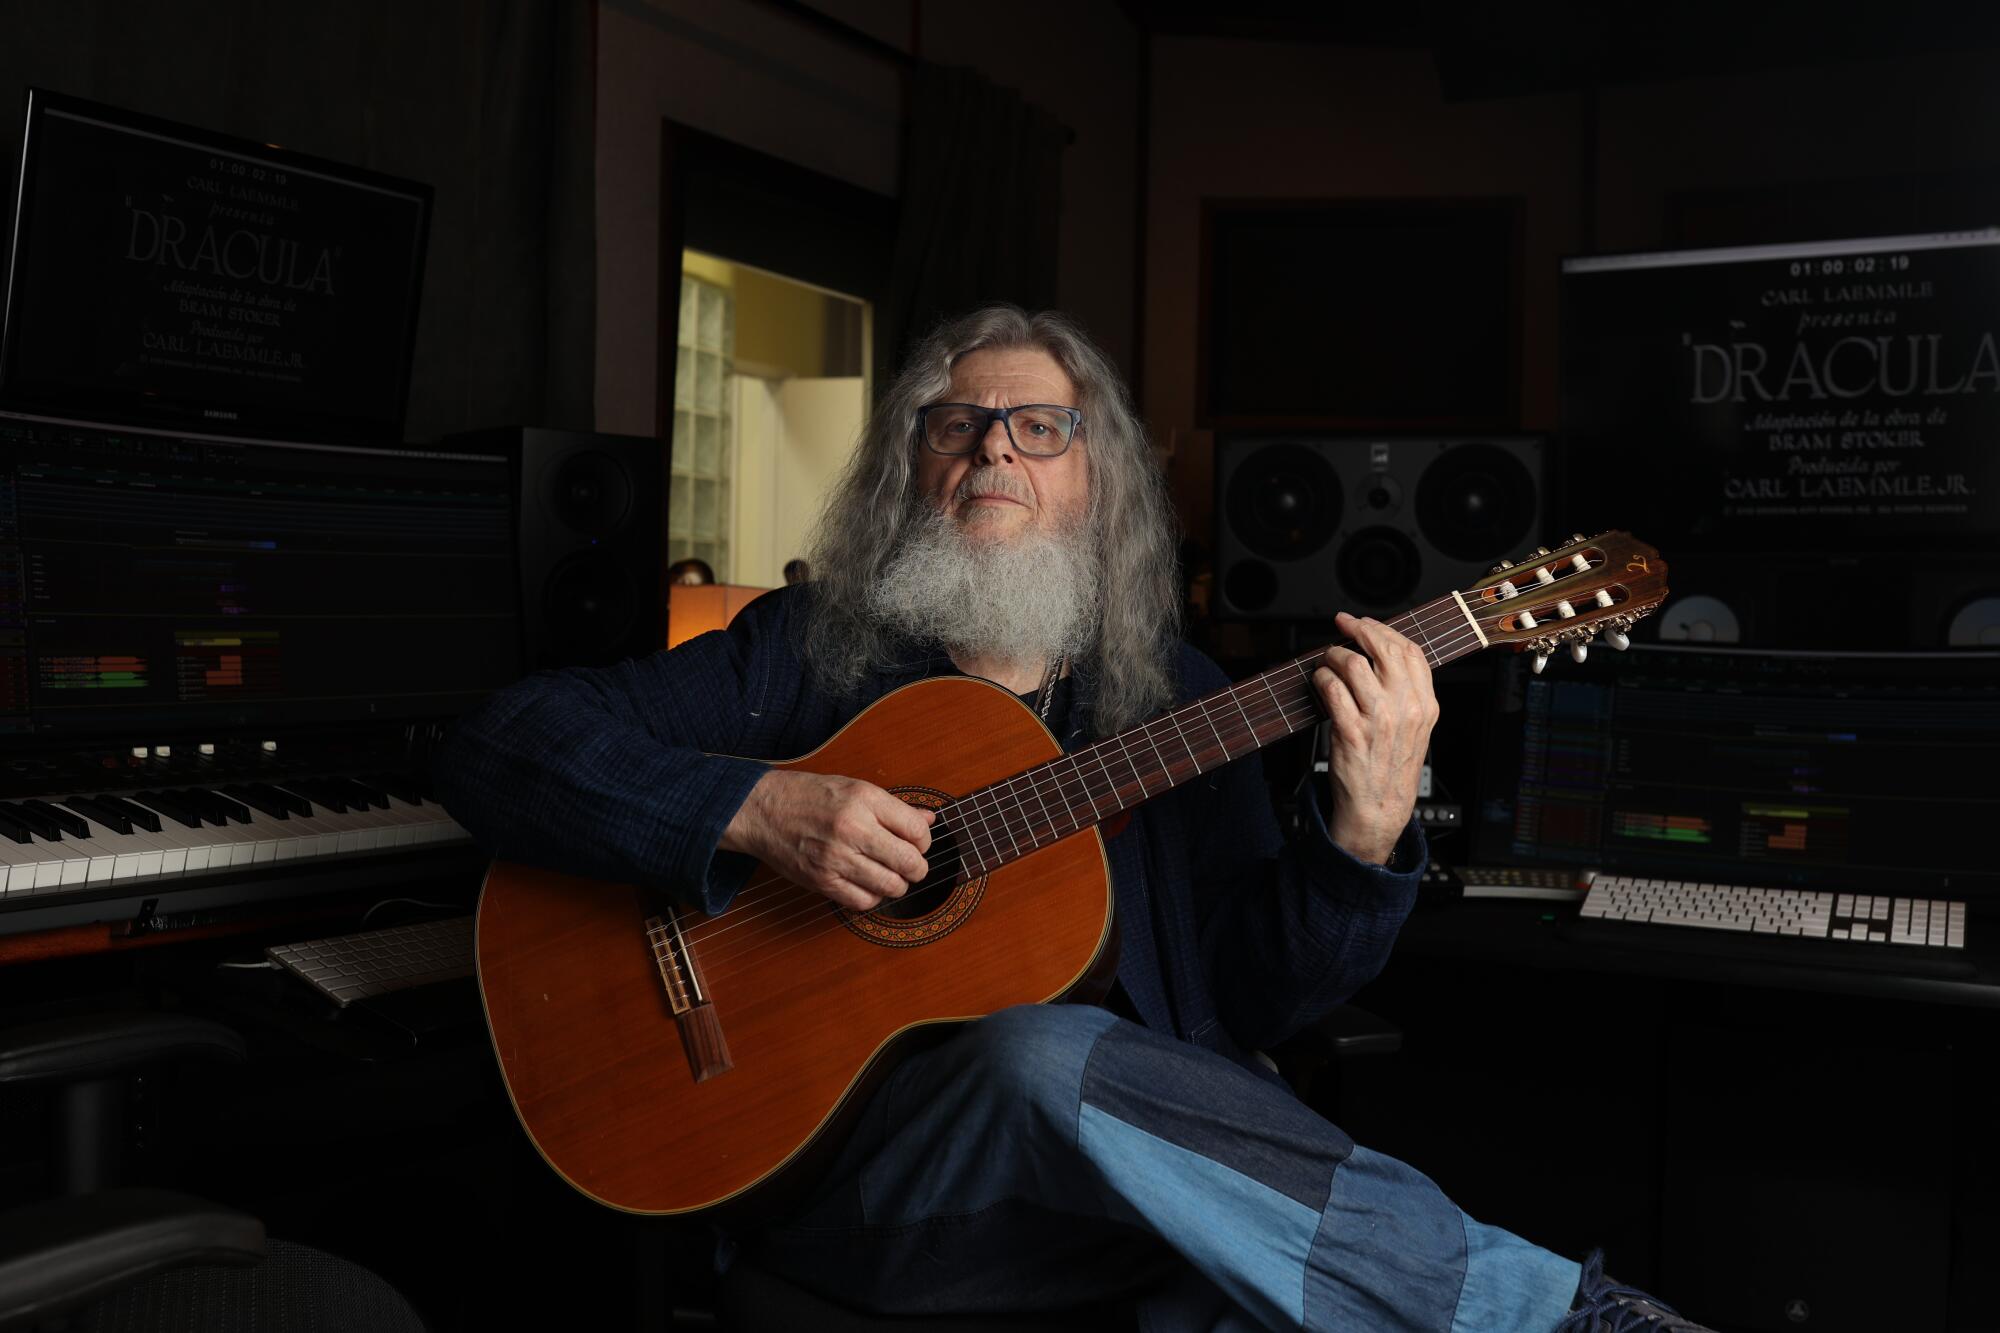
[0,808,36,844]
[221,784,292,821]
[168,788,230,828]
[0,802,63,841]
[200,789,254,825]
[142,792,258,867]
[122,795,214,872]
[246,782,311,818]
[108,796,217,877]
[93,794,162,834]
[336,777,391,811]
[20,799,89,839]
[131,791,200,829]
[33,834,100,888]
[0,839,49,893]
[62,797,132,837]
[279,780,349,814]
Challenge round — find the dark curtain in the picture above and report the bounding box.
[0,0,595,440]
[880,63,1068,389]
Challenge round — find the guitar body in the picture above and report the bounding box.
[475,676,1115,1217]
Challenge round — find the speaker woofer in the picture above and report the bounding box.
[1414,442,1536,561]
[552,451,634,537]
[1226,444,1342,562]
[545,553,640,661]
[1336,526,1422,609]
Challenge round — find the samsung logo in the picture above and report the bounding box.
[203,409,239,420]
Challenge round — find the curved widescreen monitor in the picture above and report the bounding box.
[0,89,430,444]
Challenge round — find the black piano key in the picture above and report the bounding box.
[196,788,252,824]
[19,799,88,839]
[134,790,206,830]
[0,801,64,841]
[285,780,349,814]
[93,794,161,833]
[62,796,132,836]
[247,782,311,817]
[221,783,290,821]
[331,777,390,811]
[170,788,232,827]
[0,807,36,844]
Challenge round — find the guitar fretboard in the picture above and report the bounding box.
[942,592,1486,876]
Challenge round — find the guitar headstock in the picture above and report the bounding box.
[1461,531,1668,673]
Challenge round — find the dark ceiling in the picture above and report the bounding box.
[1117,1,2000,97]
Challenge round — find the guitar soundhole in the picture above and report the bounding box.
[840,786,987,947]
[872,822,969,922]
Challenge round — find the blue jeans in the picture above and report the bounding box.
[742,1005,1581,1332]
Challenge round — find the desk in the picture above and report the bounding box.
[1349,895,1994,1333]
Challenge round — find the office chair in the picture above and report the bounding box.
[708,1004,1405,1332]
[0,1011,427,1331]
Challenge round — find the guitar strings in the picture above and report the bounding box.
[688,564,1631,971]
[689,617,1488,975]
[689,655,1339,974]
[692,596,1490,932]
[687,607,1490,962]
[692,633,1394,982]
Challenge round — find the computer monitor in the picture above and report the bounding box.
[0,409,520,739]
[1560,229,2000,556]
[1472,644,2000,903]
[0,89,430,444]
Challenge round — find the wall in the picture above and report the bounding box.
[595,0,1143,438]
[595,0,902,437]
[1140,34,2000,551]
[1593,47,2000,253]
[1140,38,1582,547]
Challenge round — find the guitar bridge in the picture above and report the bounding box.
[646,907,732,1082]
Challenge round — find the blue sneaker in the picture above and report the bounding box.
[1554,1251,1716,1332]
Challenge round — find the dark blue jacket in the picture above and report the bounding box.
[432,585,1423,1066]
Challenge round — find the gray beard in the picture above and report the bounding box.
[867,502,1100,671]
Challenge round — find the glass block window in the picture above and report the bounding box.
[670,272,733,577]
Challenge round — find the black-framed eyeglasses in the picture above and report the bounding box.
[917,403,1083,457]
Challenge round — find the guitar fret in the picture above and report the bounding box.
[958,794,997,876]
[1200,698,1232,762]
[1024,769,1058,845]
[1141,719,1174,786]
[1069,754,1103,820]
[1227,684,1260,746]
[1119,732,1151,799]
[1170,708,1203,774]
[957,584,1523,871]
[992,783,1023,860]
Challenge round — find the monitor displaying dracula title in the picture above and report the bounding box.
[0,88,431,443]
[1560,229,1999,552]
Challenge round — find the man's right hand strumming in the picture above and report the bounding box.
[720,769,934,912]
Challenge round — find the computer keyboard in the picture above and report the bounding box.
[1580,876,1965,949]
[265,915,474,1007]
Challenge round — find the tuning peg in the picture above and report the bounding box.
[1489,559,1515,574]
[1531,651,1550,675]
[1532,546,1551,557]
[1606,629,1630,651]
[1570,639,1591,663]
[1568,533,1585,545]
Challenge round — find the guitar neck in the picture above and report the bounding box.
[944,592,1488,874]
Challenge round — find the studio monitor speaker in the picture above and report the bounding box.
[449,426,664,669]
[1214,436,1544,619]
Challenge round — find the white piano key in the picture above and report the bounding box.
[0,839,50,893]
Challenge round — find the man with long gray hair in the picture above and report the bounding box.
[436,305,1710,1333]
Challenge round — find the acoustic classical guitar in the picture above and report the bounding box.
[474,531,1668,1216]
